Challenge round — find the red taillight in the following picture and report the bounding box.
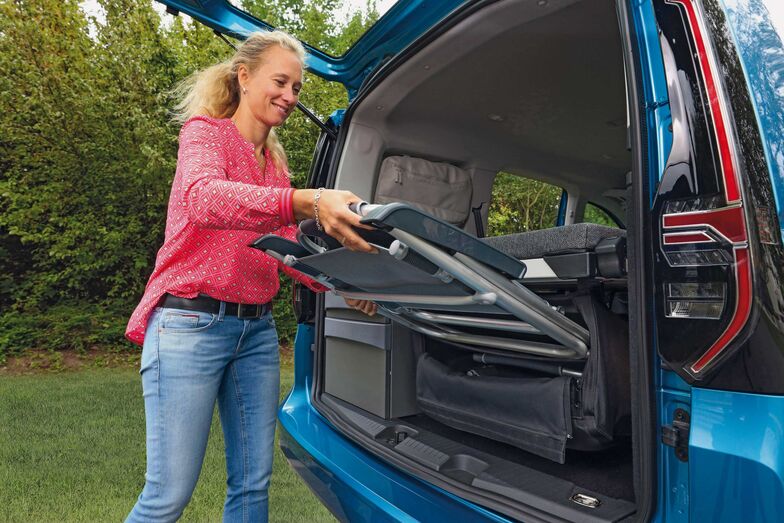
[688,249,752,374]
[665,282,726,320]
[664,0,742,204]
[661,0,753,378]
[662,205,746,244]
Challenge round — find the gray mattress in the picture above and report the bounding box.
[481,223,625,260]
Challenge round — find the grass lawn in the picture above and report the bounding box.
[0,354,336,522]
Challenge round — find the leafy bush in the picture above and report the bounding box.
[0,0,375,354]
[0,297,297,366]
[0,0,572,357]
[487,173,563,236]
[0,303,135,365]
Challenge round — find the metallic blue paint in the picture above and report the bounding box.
[328,109,345,128]
[556,190,567,227]
[153,0,467,94]
[280,325,513,522]
[628,0,672,193]
[720,0,784,236]
[689,388,784,522]
[630,2,690,521]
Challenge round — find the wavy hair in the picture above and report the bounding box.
[172,30,306,170]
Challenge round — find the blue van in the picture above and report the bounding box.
[157,0,784,521]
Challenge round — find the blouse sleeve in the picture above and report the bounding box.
[177,119,296,232]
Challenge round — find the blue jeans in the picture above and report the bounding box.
[126,304,280,523]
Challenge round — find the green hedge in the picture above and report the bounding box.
[0,0,372,359]
[0,303,133,364]
[0,286,298,365]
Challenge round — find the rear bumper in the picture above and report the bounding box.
[278,386,512,523]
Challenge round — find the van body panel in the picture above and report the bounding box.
[278,424,514,523]
[628,0,672,188]
[152,0,468,93]
[721,0,784,235]
[689,388,784,521]
[286,0,781,518]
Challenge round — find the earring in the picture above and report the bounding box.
[242,87,247,94]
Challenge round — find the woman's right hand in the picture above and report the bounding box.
[292,189,377,253]
[343,297,378,316]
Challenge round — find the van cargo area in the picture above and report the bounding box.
[305,0,646,521]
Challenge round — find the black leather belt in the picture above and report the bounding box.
[162,294,271,319]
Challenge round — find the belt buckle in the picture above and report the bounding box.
[237,303,262,319]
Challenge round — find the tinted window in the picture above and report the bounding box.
[487,172,562,236]
[584,203,620,228]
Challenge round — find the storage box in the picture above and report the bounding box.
[323,293,419,419]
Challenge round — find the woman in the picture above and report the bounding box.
[125,30,375,522]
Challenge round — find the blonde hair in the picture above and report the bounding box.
[172,31,306,170]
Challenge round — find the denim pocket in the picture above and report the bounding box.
[160,308,218,333]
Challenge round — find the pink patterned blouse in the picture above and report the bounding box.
[126,116,323,345]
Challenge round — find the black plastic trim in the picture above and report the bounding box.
[322,393,636,523]
[617,0,657,520]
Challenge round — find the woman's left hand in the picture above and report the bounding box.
[343,298,377,316]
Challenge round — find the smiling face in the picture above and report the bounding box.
[238,45,303,128]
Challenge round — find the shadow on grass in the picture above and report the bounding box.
[0,354,335,522]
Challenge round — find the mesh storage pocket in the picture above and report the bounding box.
[416,354,574,464]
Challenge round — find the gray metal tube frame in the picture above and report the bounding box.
[378,308,571,358]
[388,229,589,359]
[407,310,542,335]
[338,290,497,307]
[454,252,590,341]
[351,203,589,353]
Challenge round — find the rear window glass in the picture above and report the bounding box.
[487,172,562,236]
[584,203,620,228]
[238,0,397,57]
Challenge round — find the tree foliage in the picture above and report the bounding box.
[0,0,376,354]
[487,173,562,236]
[0,0,576,355]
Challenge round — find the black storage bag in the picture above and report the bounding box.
[416,353,573,463]
[569,294,631,450]
[415,293,630,464]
